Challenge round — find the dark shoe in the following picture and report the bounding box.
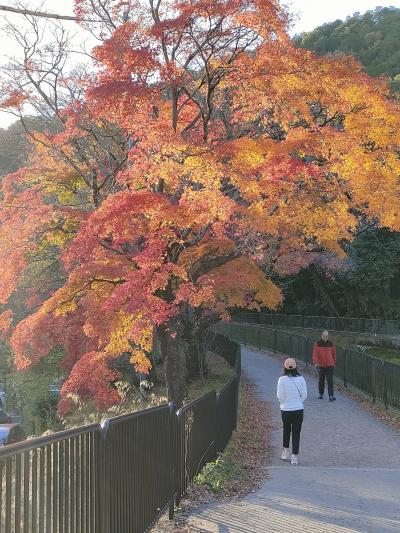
[318,395,323,399]
[329,396,336,402]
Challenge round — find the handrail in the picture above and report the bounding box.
[236,312,400,336]
[0,331,241,533]
[0,422,100,458]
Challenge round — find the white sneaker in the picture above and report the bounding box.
[281,448,290,461]
[291,454,298,465]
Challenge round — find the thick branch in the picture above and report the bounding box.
[0,5,77,21]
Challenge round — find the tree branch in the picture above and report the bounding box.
[0,5,77,21]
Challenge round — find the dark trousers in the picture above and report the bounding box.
[281,409,303,454]
[318,366,334,396]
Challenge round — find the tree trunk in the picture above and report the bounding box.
[157,321,187,407]
[186,337,208,380]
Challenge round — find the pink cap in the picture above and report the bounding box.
[284,358,297,370]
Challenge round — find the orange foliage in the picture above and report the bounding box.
[0,0,399,408]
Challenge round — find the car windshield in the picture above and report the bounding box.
[0,427,9,439]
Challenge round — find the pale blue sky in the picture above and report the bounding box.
[1,0,400,127]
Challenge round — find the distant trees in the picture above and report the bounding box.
[0,117,59,176]
[294,7,400,88]
[283,228,400,319]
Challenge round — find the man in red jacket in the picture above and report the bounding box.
[312,330,336,401]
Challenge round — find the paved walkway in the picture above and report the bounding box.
[188,347,400,532]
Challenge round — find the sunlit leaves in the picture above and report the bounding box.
[1,0,400,410]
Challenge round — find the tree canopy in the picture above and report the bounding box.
[0,0,400,410]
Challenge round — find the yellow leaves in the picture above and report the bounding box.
[104,311,153,372]
[192,257,283,317]
[130,350,152,374]
[254,278,284,310]
[105,312,136,355]
[180,189,234,224]
[47,231,71,248]
[46,218,78,248]
[45,174,90,205]
[178,238,236,271]
[228,138,267,171]
[320,239,347,258]
[331,138,400,231]
[296,200,355,243]
[83,323,96,338]
[54,300,78,317]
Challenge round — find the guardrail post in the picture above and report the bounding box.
[274,328,277,354]
[343,349,347,388]
[97,423,111,533]
[258,327,261,350]
[169,402,177,520]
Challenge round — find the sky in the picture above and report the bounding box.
[288,0,400,33]
[1,0,400,127]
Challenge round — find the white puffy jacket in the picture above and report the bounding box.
[277,375,307,411]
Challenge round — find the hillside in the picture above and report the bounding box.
[0,116,60,176]
[294,6,400,91]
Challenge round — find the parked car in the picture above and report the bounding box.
[0,424,26,447]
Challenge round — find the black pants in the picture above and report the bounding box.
[318,366,334,396]
[281,409,303,454]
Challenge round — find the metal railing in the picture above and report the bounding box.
[215,321,400,410]
[0,334,241,533]
[237,312,400,337]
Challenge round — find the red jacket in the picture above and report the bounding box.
[312,341,336,367]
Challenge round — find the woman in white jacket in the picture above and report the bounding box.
[277,358,307,465]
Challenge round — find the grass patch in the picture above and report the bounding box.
[366,346,400,365]
[186,352,234,401]
[151,351,235,404]
[194,456,243,493]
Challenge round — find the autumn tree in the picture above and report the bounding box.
[1,0,400,409]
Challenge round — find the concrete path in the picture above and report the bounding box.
[188,347,400,532]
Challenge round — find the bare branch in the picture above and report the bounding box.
[0,4,77,21]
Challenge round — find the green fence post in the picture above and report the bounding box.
[258,327,261,350]
[274,328,277,354]
[289,333,293,357]
[243,324,247,345]
[344,349,347,388]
